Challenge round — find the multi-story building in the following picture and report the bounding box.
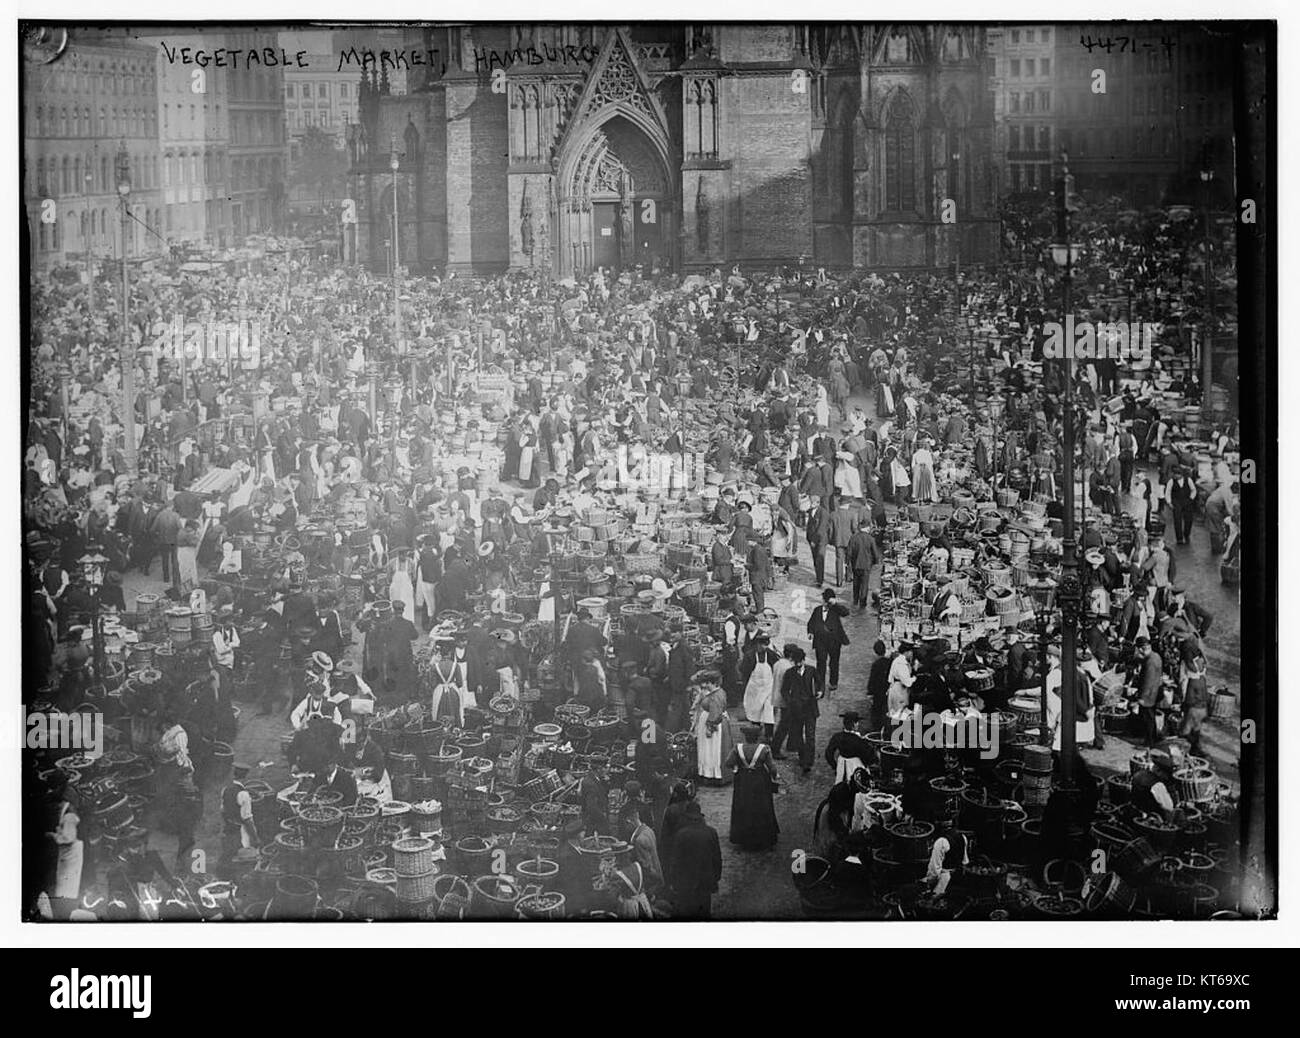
[991,22,1236,205]
[281,30,361,149]
[347,24,1000,277]
[988,25,1058,196]
[136,30,233,247]
[23,29,163,268]
[226,29,289,236]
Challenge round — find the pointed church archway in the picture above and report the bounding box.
[555,29,678,276]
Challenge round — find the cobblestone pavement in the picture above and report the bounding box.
[700,388,1243,920]
[116,388,1244,918]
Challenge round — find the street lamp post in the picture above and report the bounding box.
[390,137,404,357]
[384,376,403,471]
[116,143,137,476]
[1027,569,1057,747]
[966,313,978,409]
[84,166,96,313]
[366,359,381,427]
[1199,168,1216,418]
[79,551,109,683]
[56,362,72,446]
[1050,153,1083,783]
[951,149,961,316]
[988,392,1005,492]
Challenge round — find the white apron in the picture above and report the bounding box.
[743,658,776,724]
[356,769,394,803]
[518,445,534,482]
[835,753,867,785]
[417,580,437,617]
[695,708,724,780]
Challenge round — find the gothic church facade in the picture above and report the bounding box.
[347,24,1000,276]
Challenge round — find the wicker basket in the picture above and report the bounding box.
[395,867,440,904]
[392,836,437,876]
[296,804,345,849]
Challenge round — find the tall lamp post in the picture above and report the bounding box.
[1050,152,1083,783]
[116,142,137,476]
[390,136,404,357]
[79,551,109,682]
[965,312,978,408]
[988,392,1005,489]
[384,376,403,469]
[56,362,72,446]
[366,359,382,427]
[84,164,96,312]
[1199,167,1216,418]
[1027,569,1057,747]
[951,149,961,315]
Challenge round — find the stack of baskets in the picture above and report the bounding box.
[1020,743,1053,809]
[392,836,440,917]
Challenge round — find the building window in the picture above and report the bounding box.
[1009,125,1020,151]
[1040,58,1050,76]
[1038,126,1051,150]
[339,83,348,98]
[1011,30,1020,44]
[1025,92,1035,113]
[1037,164,1050,189]
[1038,90,1050,112]
[884,93,916,212]
[286,83,295,98]
[1010,93,1020,113]
[1010,59,1020,77]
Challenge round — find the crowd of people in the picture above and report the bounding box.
[25,194,1243,919]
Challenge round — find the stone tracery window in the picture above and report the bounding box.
[884,93,916,212]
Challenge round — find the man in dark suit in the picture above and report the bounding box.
[1167,467,1198,545]
[777,472,801,526]
[847,520,881,611]
[1134,637,1163,748]
[779,646,824,773]
[867,640,892,730]
[828,495,856,587]
[799,457,833,512]
[807,587,851,693]
[805,500,832,587]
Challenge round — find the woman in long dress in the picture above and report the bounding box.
[693,684,733,785]
[726,726,779,850]
[176,520,201,590]
[814,385,831,429]
[911,441,939,503]
[388,554,417,623]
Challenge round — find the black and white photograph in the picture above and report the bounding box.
[15,13,1275,928]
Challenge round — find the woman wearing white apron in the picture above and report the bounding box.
[429,651,474,726]
[693,684,731,783]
